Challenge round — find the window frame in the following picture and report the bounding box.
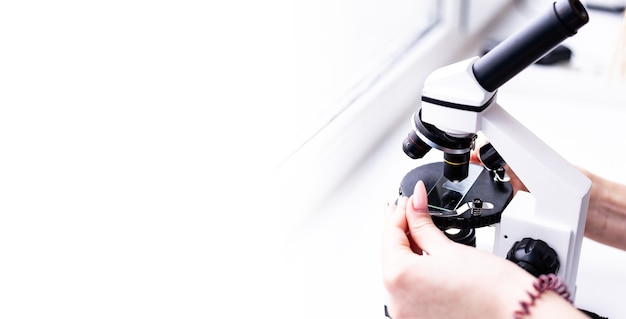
[266,0,518,233]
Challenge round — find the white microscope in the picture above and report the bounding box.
[399,0,590,303]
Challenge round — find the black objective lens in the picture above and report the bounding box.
[443,152,470,182]
[402,130,432,159]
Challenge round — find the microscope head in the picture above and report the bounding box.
[403,0,589,183]
[401,54,494,184]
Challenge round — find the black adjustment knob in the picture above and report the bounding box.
[506,238,560,277]
[478,143,509,182]
[478,143,505,171]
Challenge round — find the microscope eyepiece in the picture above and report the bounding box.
[554,0,588,33]
[472,0,589,92]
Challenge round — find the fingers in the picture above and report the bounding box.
[381,195,423,292]
[405,181,451,254]
[504,164,528,194]
[471,135,488,164]
[382,196,413,256]
[382,179,451,262]
[470,149,482,164]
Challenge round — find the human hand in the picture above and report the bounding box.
[381,180,536,319]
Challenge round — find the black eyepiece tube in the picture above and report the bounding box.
[472,0,588,92]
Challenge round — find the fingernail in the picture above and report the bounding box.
[412,180,428,212]
[411,196,420,211]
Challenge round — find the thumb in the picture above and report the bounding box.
[406,180,451,254]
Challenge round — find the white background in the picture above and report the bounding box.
[1,1,295,318]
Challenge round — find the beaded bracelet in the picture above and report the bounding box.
[514,273,571,319]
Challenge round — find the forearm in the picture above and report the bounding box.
[581,169,626,250]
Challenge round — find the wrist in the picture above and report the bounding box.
[507,273,588,319]
[520,290,584,318]
[488,267,581,319]
[514,274,571,318]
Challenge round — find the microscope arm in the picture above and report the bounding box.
[480,103,591,295]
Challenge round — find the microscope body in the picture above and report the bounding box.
[419,55,591,295]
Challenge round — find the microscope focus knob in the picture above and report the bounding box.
[478,143,505,171]
[506,238,560,277]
